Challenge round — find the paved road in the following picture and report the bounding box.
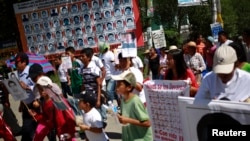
[1,96,122,141]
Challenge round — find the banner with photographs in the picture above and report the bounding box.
[178,0,207,7]
[144,80,190,141]
[13,0,143,55]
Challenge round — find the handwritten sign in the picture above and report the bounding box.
[61,56,72,71]
[144,80,190,141]
[152,30,166,49]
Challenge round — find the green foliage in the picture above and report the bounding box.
[164,29,182,46]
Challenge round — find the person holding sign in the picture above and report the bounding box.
[111,71,153,141]
[164,49,198,97]
[14,52,38,141]
[195,45,250,102]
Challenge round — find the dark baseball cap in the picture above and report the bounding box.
[27,63,43,81]
[79,93,97,107]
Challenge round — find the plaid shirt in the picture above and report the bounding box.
[184,52,206,73]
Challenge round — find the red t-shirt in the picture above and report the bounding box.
[165,68,199,88]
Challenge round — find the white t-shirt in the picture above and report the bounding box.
[217,39,233,48]
[194,69,250,102]
[100,51,115,80]
[91,55,105,86]
[132,56,143,70]
[83,108,109,141]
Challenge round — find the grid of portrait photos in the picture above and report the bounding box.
[21,0,135,55]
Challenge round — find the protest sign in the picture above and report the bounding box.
[8,71,18,79]
[144,80,190,141]
[178,97,250,141]
[210,22,223,42]
[61,56,72,71]
[3,78,28,101]
[121,32,137,57]
[178,0,207,7]
[152,30,166,49]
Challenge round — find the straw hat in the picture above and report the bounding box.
[187,41,197,47]
[143,49,150,54]
[165,45,178,53]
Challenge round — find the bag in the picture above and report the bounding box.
[3,106,22,136]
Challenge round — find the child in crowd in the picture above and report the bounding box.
[78,93,109,141]
[29,76,76,141]
[111,71,153,141]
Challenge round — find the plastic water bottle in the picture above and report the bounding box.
[108,101,117,116]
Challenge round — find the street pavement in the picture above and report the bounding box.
[0,96,122,141]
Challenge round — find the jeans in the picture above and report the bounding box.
[106,79,116,102]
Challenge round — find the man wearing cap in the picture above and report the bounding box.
[194,46,250,102]
[14,52,38,141]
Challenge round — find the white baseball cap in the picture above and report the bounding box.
[36,76,52,86]
[165,45,178,53]
[213,46,237,74]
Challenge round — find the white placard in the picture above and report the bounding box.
[121,32,137,57]
[8,71,18,79]
[3,78,28,101]
[144,80,190,141]
[61,56,72,70]
[178,97,250,141]
[210,22,223,42]
[152,30,167,49]
[178,0,207,7]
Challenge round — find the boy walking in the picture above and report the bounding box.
[111,71,153,141]
[78,93,109,141]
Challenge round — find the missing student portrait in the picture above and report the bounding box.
[116,20,124,29]
[33,23,41,32]
[83,14,90,22]
[41,10,48,18]
[61,6,68,15]
[92,1,100,9]
[50,8,58,17]
[48,43,56,52]
[87,37,95,46]
[38,44,46,54]
[22,14,29,22]
[106,22,113,31]
[124,6,132,15]
[36,34,43,42]
[71,4,78,13]
[77,38,84,47]
[53,19,60,28]
[113,0,120,5]
[43,21,50,29]
[126,18,135,27]
[94,12,102,20]
[114,8,122,17]
[98,35,105,42]
[75,27,83,36]
[57,42,65,50]
[103,0,111,7]
[108,33,115,42]
[31,12,39,20]
[65,28,72,37]
[27,36,33,44]
[85,25,92,33]
[63,18,71,26]
[104,10,111,18]
[73,16,81,24]
[81,2,89,11]
[46,32,52,40]
[55,31,62,38]
[67,40,74,47]
[24,25,31,33]
[95,23,104,33]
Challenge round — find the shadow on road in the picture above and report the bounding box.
[106,132,122,139]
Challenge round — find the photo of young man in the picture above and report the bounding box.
[75,27,83,36]
[33,23,40,32]
[73,16,81,24]
[65,28,72,37]
[116,20,123,29]
[108,33,115,42]
[38,44,46,54]
[71,4,78,13]
[104,10,111,18]
[124,6,132,15]
[85,25,92,33]
[43,21,50,29]
[61,6,68,15]
[87,37,95,46]
[77,38,84,47]
[92,1,99,9]
[67,40,74,47]
[41,10,48,18]
[31,12,39,20]
[55,31,62,39]
[50,8,58,16]
[94,12,102,21]
[126,18,135,27]
[24,25,31,33]
[48,43,56,52]
[36,34,43,42]
[22,14,29,22]
[81,2,89,11]
[106,22,113,30]
[114,8,122,17]
[98,35,105,42]
[53,19,60,28]
[95,23,103,33]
